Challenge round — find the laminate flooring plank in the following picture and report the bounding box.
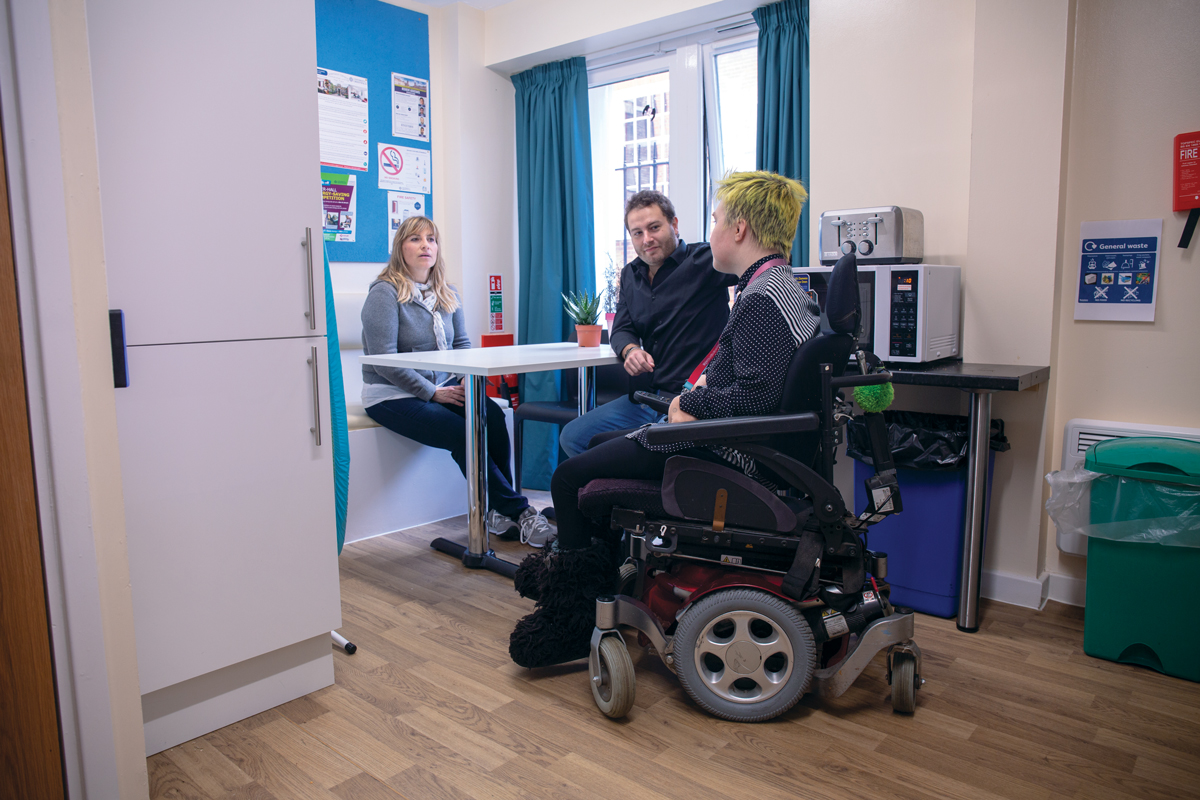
[409,659,515,712]
[333,654,421,716]
[149,751,211,800]
[216,782,279,800]
[204,723,338,800]
[403,691,571,769]
[165,738,256,797]
[329,772,406,800]
[276,693,333,727]
[395,704,518,770]
[387,763,476,800]
[297,710,415,781]
[490,757,612,800]
[650,742,844,800]
[1130,757,1200,798]
[874,733,1066,800]
[550,751,682,800]
[248,718,364,790]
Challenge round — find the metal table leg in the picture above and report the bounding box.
[957,389,993,632]
[431,373,518,578]
[578,365,596,416]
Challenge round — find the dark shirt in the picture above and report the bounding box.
[608,239,737,394]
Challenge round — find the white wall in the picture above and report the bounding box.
[1044,0,1200,595]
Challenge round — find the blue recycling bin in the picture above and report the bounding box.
[848,411,1006,618]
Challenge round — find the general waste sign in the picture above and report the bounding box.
[1074,219,1161,322]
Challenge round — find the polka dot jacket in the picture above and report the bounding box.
[629,254,821,479]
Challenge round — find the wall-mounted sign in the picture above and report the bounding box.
[1074,218,1161,322]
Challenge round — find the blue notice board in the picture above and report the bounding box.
[316,0,431,262]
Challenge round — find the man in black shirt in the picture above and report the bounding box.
[559,190,737,457]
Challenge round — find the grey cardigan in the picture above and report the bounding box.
[361,279,470,402]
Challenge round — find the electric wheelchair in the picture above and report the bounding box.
[575,252,923,722]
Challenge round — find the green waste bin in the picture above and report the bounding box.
[1083,437,1200,681]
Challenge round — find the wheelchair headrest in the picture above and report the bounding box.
[825,252,860,336]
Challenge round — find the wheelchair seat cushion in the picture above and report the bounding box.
[578,479,667,519]
[663,456,800,533]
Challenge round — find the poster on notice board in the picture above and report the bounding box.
[321,173,356,242]
[392,72,429,142]
[387,191,425,243]
[1074,218,1161,322]
[317,68,369,171]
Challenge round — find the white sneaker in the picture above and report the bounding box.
[517,507,555,548]
[486,509,519,540]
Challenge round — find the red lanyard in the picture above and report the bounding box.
[683,257,788,389]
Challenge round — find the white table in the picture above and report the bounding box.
[361,343,620,576]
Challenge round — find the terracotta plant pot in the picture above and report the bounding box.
[575,324,602,347]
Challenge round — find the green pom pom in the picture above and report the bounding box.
[854,382,894,413]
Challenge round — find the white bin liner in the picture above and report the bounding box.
[1045,464,1200,548]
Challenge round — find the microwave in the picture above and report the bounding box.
[793,264,961,364]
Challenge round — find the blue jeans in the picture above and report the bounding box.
[366,396,530,519]
[558,394,663,458]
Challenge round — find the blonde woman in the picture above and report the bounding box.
[361,216,552,546]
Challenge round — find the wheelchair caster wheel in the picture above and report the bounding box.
[616,562,639,596]
[891,651,918,714]
[591,636,636,719]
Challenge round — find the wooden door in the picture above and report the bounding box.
[0,120,66,797]
[87,0,325,346]
[115,336,341,693]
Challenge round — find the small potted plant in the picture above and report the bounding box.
[563,289,604,347]
[602,255,620,329]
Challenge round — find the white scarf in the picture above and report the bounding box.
[413,281,448,350]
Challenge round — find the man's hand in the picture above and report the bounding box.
[432,385,465,406]
[668,394,697,424]
[623,346,656,376]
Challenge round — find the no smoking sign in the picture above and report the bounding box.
[379,146,403,176]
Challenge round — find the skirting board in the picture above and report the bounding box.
[980,569,1049,611]
[979,569,1087,610]
[141,634,333,755]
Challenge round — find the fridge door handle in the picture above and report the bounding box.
[307,346,322,446]
[302,227,316,330]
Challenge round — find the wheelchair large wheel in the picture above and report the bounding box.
[591,635,636,718]
[673,588,815,722]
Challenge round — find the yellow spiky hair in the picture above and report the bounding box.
[715,171,808,259]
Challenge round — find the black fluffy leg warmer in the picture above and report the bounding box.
[509,539,616,669]
[513,546,553,601]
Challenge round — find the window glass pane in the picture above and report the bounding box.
[715,47,758,175]
[589,71,670,311]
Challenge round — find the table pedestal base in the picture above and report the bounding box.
[430,537,519,578]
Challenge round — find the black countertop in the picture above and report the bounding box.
[883,361,1051,392]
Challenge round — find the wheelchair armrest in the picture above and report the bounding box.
[642,412,820,447]
[830,372,892,389]
[632,390,673,414]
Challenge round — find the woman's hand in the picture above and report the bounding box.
[432,384,465,406]
[668,394,697,424]
[693,373,707,389]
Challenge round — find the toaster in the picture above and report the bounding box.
[818,206,924,265]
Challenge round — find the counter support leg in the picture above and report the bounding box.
[431,373,517,578]
[957,389,993,632]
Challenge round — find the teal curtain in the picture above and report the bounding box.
[512,56,596,490]
[754,0,810,266]
[323,243,350,552]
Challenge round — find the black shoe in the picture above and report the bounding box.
[541,506,556,522]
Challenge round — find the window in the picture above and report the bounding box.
[588,25,758,303]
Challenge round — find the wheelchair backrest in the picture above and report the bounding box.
[775,253,860,466]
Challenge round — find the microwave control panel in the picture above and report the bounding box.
[889,270,919,358]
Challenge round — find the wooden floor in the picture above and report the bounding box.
[149,507,1200,800]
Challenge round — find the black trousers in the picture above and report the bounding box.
[550,433,718,550]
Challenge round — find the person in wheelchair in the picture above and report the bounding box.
[510,171,820,669]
